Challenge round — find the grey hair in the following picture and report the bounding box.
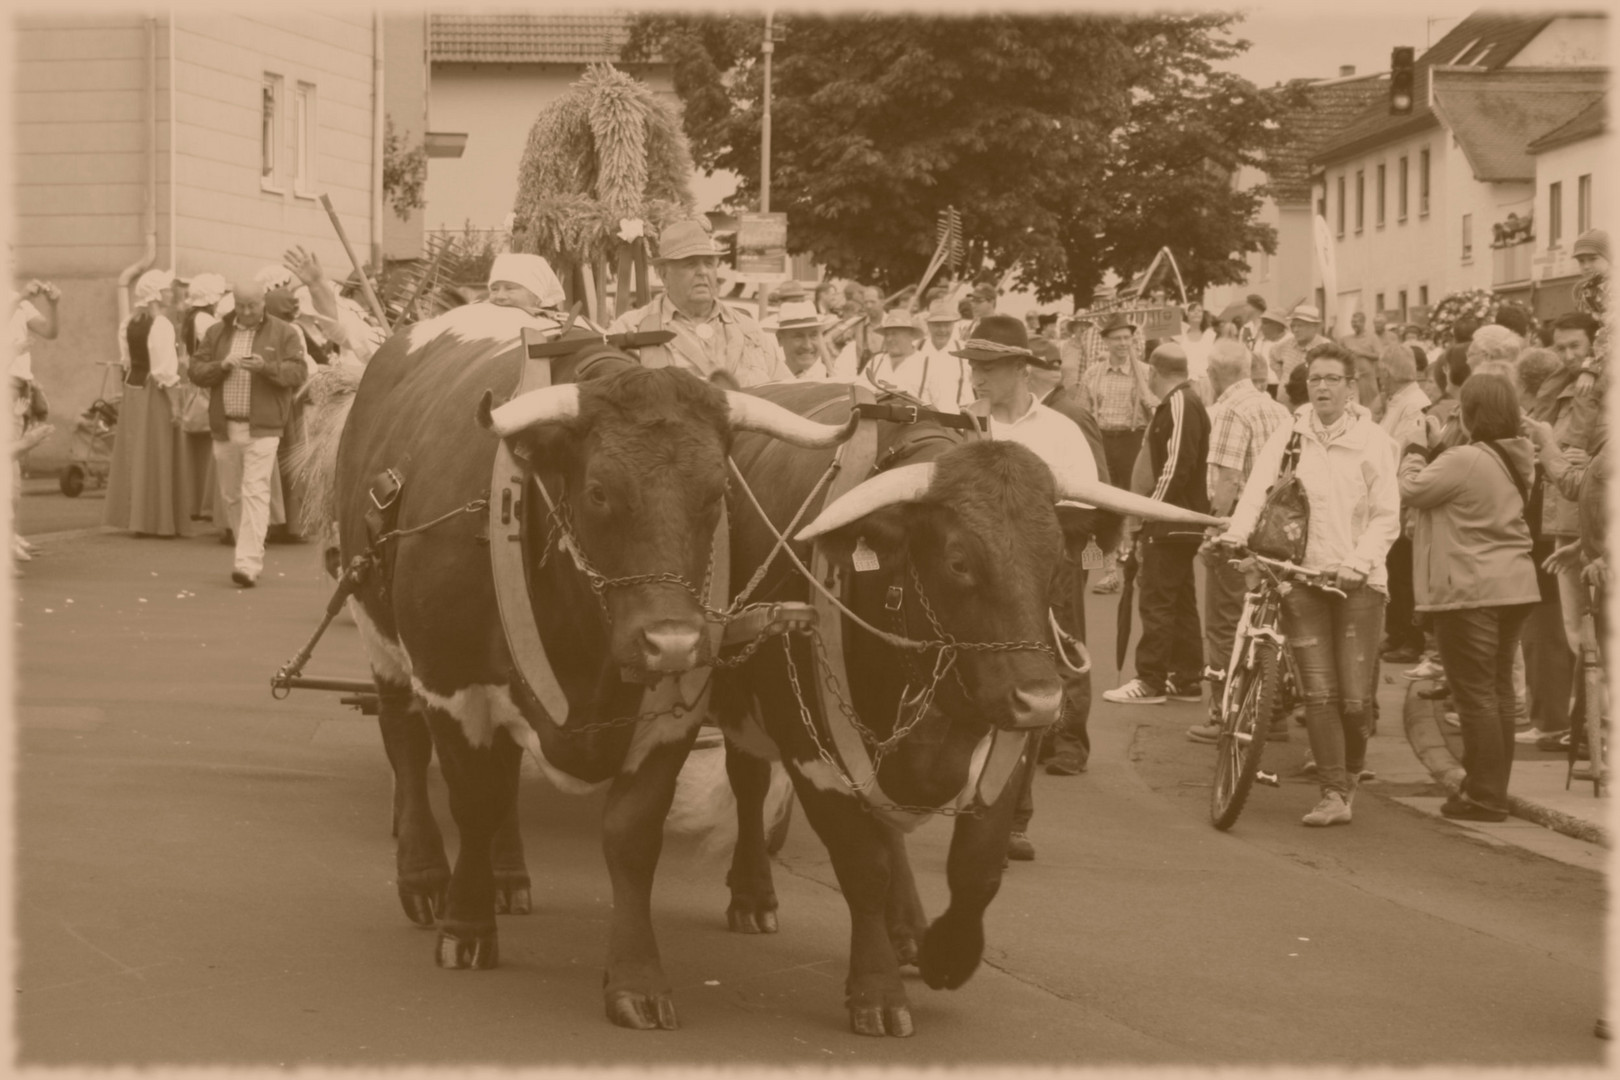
[1207,338,1251,383]
[1379,341,1417,384]
[1467,324,1523,364]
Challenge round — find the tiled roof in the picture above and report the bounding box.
[429,14,645,64]
[1431,68,1607,181]
[1312,10,1557,167]
[1528,94,1607,153]
[1267,74,1390,204]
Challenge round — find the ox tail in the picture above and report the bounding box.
[664,738,792,862]
[288,360,364,558]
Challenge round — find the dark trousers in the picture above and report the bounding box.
[1383,536,1424,652]
[1522,538,1574,735]
[1134,538,1202,691]
[1203,547,1248,678]
[1435,604,1534,811]
[1013,561,1089,833]
[1099,428,1145,493]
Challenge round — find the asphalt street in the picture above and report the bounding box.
[11,490,1610,1069]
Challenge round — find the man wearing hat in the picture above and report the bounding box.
[1077,312,1156,593]
[958,315,1103,858]
[861,309,964,411]
[1573,228,1609,278]
[919,298,972,407]
[1257,308,1292,398]
[761,300,837,380]
[609,220,788,388]
[1275,304,1323,389]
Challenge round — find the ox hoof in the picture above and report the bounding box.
[726,900,779,935]
[605,990,679,1031]
[918,913,984,991]
[849,1002,914,1038]
[398,886,446,928]
[494,885,531,916]
[435,924,498,970]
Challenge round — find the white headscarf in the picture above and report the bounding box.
[187,272,228,308]
[255,264,298,292]
[488,253,565,310]
[133,268,175,308]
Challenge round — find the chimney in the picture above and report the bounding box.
[1340,65,1356,77]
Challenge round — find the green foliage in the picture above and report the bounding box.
[382,115,428,222]
[510,63,697,267]
[624,13,1300,305]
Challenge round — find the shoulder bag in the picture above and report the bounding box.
[1247,431,1310,562]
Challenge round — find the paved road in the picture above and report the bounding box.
[13,517,1608,1068]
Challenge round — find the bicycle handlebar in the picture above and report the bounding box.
[1209,540,1346,597]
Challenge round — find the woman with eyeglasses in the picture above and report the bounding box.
[1218,342,1401,826]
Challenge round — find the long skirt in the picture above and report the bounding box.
[178,429,216,522]
[102,381,192,537]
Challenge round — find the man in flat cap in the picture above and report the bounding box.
[610,219,789,388]
[1077,312,1155,592]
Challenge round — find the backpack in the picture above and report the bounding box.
[1480,440,1541,546]
[1247,431,1310,563]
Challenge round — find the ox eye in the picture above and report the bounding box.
[584,484,610,511]
[946,553,973,581]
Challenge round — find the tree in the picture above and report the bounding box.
[382,115,428,222]
[625,13,1300,307]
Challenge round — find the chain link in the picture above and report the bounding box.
[548,670,715,738]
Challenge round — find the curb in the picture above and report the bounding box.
[1506,792,1609,848]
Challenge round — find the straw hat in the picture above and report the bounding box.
[762,300,837,333]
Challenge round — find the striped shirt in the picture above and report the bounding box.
[221,323,257,419]
[1078,357,1153,431]
[1206,379,1294,493]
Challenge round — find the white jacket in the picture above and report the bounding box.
[1222,403,1401,591]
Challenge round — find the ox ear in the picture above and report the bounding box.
[811,505,909,574]
[510,421,580,475]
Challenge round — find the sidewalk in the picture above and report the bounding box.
[1362,663,1609,868]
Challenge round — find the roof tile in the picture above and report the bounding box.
[1268,75,1391,204]
[429,13,641,64]
[1529,93,1608,152]
[1430,68,1606,181]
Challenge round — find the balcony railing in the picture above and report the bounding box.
[1493,239,1533,286]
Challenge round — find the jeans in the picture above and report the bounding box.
[213,421,280,578]
[1280,584,1385,797]
[1434,604,1534,811]
[1013,561,1089,833]
[1383,536,1424,653]
[1522,538,1574,734]
[1134,538,1203,692]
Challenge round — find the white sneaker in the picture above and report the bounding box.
[1302,790,1352,827]
[1513,727,1553,745]
[1403,657,1444,681]
[1103,679,1166,705]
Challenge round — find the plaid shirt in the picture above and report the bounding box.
[1079,356,1153,431]
[1206,379,1293,493]
[221,323,257,419]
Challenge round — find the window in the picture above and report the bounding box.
[261,74,282,188]
[1317,194,1327,222]
[1376,164,1386,227]
[1462,214,1473,261]
[294,82,316,196]
[1419,149,1430,215]
[1549,182,1563,248]
[1398,157,1409,220]
[1577,174,1591,235]
[1398,289,1408,318]
[1336,175,1346,237]
[1355,170,1365,233]
[1419,285,1429,308]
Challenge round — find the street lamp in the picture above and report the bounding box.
[761,12,773,215]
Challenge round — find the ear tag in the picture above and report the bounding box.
[1081,539,1106,570]
[852,537,881,573]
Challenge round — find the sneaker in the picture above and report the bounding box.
[1165,679,1202,703]
[1439,796,1507,823]
[1103,679,1166,705]
[1442,711,1460,728]
[1514,727,1556,745]
[231,570,257,588]
[1357,768,1376,782]
[1403,657,1444,681]
[1302,790,1352,827]
[1293,757,1319,779]
[1537,731,1573,752]
[1417,682,1451,700]
[1045,750,1086,775]
[1381,646,1422,664]
[1090,572,1121,594]
[1186,723,1222,744]
[1006,831,1035,861]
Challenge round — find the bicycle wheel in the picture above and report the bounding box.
[1581,614,1606,797]
[1210,640,1282,830]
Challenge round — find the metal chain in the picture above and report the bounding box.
[373,498,490,547]
[548,670,715,738]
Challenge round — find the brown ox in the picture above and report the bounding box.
[316,303,854,1029]
[712,380,1219,1036]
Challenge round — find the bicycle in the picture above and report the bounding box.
[1573,569,1607,797]
[1206,543,1345,831]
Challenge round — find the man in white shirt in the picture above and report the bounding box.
[761,300,837,380]
[860,309,965,412]
[958,314,1101,862]
[919,299,973,407]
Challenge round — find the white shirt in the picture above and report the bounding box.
[860,348,967,413]
[966,395,1100,496]
[1178,328,1214,381]
[10,298,40,381]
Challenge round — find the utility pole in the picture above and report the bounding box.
[760,12,773,214]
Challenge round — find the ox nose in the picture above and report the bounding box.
[1009,681,1063,730]
[640,622,703,674]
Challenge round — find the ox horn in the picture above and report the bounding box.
[483,383,581,437]
[795,463,936,541]
[725,391,859,449]
[1052,468,1225,528]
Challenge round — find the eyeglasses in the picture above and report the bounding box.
[1306,375,1348,386]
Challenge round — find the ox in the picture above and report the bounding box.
[711,382,1220,1037]
[318,304,856,1029]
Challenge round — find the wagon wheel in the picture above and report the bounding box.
[59,465,85,498]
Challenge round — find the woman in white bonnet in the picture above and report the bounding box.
[104,267,191,537]
[177,272,228,524]
[486,253,566,316]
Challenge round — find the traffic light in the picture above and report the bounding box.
[1390,47,1415,115]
